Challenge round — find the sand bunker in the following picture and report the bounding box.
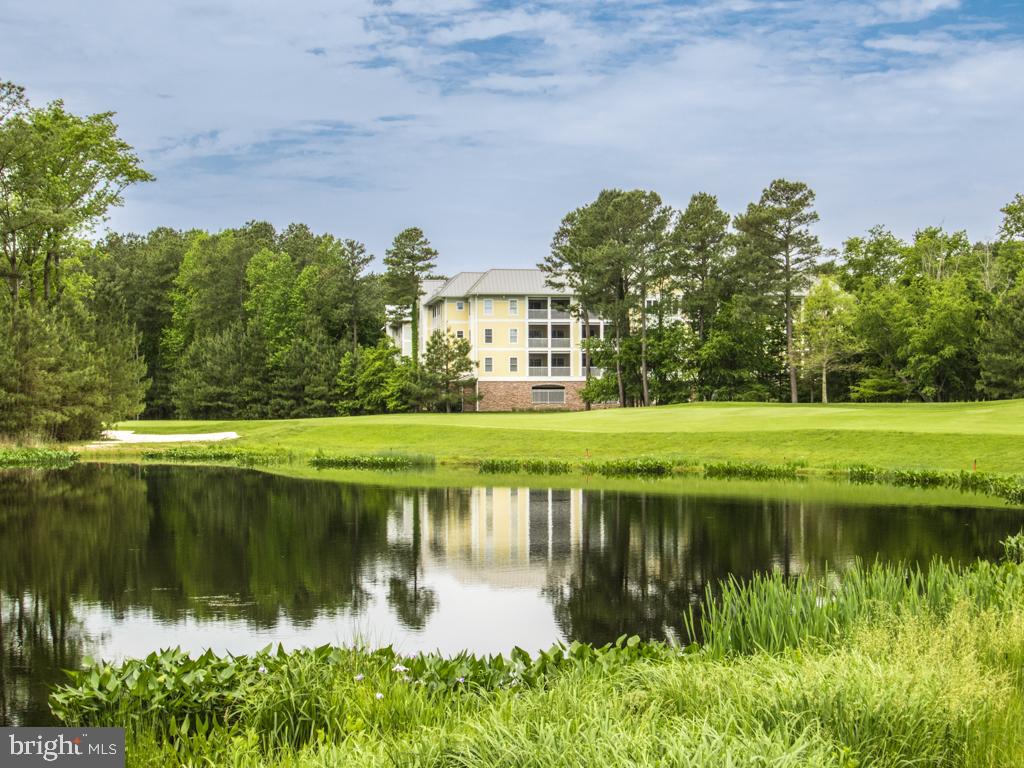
[98,429,240,444]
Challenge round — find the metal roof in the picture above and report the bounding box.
[427,272,484,301]
[427,269,566,301]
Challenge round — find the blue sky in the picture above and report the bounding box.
[2,0,1023,270]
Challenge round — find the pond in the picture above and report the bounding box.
[2,463,1023,725]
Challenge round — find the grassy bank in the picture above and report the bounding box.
[52,548,1024,767]
[108,400,1024,474]
[88,444,1024,506]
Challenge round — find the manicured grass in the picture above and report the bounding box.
[109,400,1024,473]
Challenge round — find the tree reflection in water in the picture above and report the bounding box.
[2,465,1022,725]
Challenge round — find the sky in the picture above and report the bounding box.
[2,0,1023,271]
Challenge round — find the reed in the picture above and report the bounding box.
[49,538,1024,768]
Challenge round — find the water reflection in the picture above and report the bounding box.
[1,464,1022,724]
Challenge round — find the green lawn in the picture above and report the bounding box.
[113,400,1024,474]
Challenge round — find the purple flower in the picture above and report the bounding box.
[354,673,364,682]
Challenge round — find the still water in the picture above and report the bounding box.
[2,463,1022,724]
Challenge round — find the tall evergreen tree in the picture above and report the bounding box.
[734,179,822,403]
[672,192,731,345]
[383,227,437,367]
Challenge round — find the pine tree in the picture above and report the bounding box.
[383,228,437,367]
[734,179,822,403]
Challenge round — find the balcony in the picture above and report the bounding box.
[550,309,570,319]
[528,308,548,319]
[550,366,570,376]
[528,337,548,348]
[528,366,549,377]
[550,337,570,348]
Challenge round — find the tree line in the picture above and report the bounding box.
[3,79,1023,439]
[546,185,1024,407]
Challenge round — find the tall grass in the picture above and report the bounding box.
[50,540,1024,768]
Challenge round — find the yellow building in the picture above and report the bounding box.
[387,269,612,411]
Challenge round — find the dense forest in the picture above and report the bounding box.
[2,81,1023,439]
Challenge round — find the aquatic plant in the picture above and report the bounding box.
[479,458,572,474]
[848,464,1024,505]
[140,445,291,467]
[703,461,799,480]
[0,446,79,469]
[308,452,436,470]
[581,458,676,477]
[49,542,1024,767]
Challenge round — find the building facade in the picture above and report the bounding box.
[386,269,612,411]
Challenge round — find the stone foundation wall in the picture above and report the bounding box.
[475,380,618,412]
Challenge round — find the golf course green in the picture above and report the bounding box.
[114,400,1024,474]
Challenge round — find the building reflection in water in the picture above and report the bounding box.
[4,465,1023,725]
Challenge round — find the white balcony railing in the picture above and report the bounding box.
[528,366,549,377]
[528,337,548,348]
[528,308,548,319]
[550,337,570,348]
[549,366,570,376]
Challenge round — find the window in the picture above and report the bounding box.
[484,328,493,343]
[484,357,493,373]
[532,386,565,404]
[509,299,519,315]
[509,328,518,343]
[484,299,493,315]
[431,305,440,318]
[456,330,464,339]
[510,357,518,372]
[456,301,464,311]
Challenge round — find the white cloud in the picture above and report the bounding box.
[864,33,951,54]
[0,0,1020,268]
[873,0,960,22]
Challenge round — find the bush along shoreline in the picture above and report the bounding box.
[0,446,80,469]
[49,539,1024,767]
[10,442,1024,505]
